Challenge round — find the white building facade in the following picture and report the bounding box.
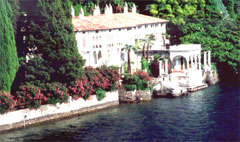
[72,4,169,68]
[72,4,212,87]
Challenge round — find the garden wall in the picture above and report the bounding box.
[0,91,119,132]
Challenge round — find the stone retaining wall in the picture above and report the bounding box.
[0,91,119,133]
[119,90,151,103]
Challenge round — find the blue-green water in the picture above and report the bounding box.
[1,83,239,142]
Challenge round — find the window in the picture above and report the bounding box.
[83,38,85,47]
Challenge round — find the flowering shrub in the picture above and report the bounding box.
[68,76,93,100]
[84,66,109,91]
[122,71,151,90]
[42,82,69,105]
[68,66,120,100]
[97,65,120,91]
[15,85,46,109]
[0,91,16,114]
[134,70,151,82]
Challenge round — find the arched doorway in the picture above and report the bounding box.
[173,56,187,71]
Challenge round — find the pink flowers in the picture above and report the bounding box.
[15,85,44,109]
[0,91,16,114]
[134,70,151,82]
[68,66,120,100]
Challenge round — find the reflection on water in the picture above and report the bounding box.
[1,84,239,142]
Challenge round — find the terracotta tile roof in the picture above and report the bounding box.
[72,13,169,32]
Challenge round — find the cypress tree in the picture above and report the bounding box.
[0,0,19,92]
[7,0,20,34]
[30,0,85,84]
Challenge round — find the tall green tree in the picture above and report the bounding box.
[30,0,85,84]
[8,0,20,34]
[0,0,19,92]
[150,0,206,24]
[122,44,139,74]
[149,0,240,77]
[180,20,240,72]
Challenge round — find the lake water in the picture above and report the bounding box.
[1,83,239,142]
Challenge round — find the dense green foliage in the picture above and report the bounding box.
[29,0,85,84]
[222,0,240,21]
[95,88,106,101]
[0,0,19,92]
[150,0,205,24]
[8,0,20,33]
[149,0,240,75]
[12,57,53,93]
[122,71,150,91]
[180,20,240,72]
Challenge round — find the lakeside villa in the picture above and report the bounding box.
[0,3,218,133]
[72,3,215,89]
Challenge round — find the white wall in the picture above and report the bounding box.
[0,91,119,127]
[75,22,167,69]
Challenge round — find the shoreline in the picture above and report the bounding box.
[0,91,119,133]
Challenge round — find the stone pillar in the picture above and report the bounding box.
[79,8,84,19]
[190,55,193,69]
[193,55,197,70]
[208,51,211,66]
[159,60,162,77]
[71,6,75,17]
[198,54,201,70]
[204,52,207,67]
[186,57,189,70]
[165,59,168,75]
[124,2,128,14]
[95,51,98,66]
[132,4,136,13]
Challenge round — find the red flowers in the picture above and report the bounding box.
[68,66,121,100]
[0,91,16,114]
[15,85,44,109]
[134,70,151,82]
[42,82,69,105]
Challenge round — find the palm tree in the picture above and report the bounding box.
[139,34,155,60]
[122,44,139,74]
[145,34,155,60]
[139,39,146,58]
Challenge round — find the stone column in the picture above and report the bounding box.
[190,55,193,69]
[159,60,162,77]
[95,50,98,66]
[193,55,197,70]
[198,54,201,70]
[186,57,189,70]
[208,51,211,66]
[165,59,168,75]
[204,52,207,68]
